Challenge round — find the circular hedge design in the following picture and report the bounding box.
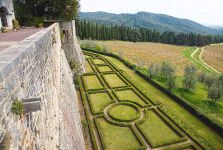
[108,103,141,122]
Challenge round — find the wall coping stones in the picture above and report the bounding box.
[0,23,58,84]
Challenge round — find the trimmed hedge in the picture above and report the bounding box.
[107,102,141,122]
[82,48,223,137]
[78,77,99,150]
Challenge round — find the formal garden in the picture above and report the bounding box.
[79,51,202,150]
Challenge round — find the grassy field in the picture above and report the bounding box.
[202,45,223,73]
[79,52,204,150]
[102,54,223,149]
[82,40,192,75]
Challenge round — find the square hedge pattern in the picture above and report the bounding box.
[79,52,201,150]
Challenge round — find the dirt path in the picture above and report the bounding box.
[190,47,220,74]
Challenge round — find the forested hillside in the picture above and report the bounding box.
[76,20,223,46]
[80,11,223,35]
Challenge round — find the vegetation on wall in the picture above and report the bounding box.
[76,20,223,46]
[11,99,24,116]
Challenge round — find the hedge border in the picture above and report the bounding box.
[82,48,223,138]
[107,102,141,122]
[78,76,99,150]
[164,142,202,150]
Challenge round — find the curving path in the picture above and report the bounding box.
[190,47,221,74]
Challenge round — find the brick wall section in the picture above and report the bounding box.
[0,22,85,149]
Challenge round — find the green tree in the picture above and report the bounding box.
[208,81,222,103]
[183,65,197,90]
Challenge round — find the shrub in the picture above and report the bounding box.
[12,19,20,30]
[1,27,9,33]
[81,119,88,131]
[208,82,222,103]
[11,99,24,116]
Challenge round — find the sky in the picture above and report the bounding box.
[80,0,223,27]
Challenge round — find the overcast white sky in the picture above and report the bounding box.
[80,0,223,27]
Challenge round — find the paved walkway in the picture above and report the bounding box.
[0,28,42,51]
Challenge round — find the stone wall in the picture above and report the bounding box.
[0,22,85,149]
[60,20,85,75]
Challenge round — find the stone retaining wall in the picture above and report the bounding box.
[0,22,85,149]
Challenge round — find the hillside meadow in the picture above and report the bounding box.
[81,40,193,76]
[202,44,223,73]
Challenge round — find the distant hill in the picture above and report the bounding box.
[79,11,223,35]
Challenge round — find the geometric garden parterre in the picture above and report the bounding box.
[79,51,202,150]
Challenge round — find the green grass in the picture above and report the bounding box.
[137,110,181,147]
[97,65,113,72]
[115,89,148,106]
[103,55,223,149]
[88,92,113,114]
[108,103,140,121]
[182,47,213,73]
[154,76,223,128]
[103,73,127,88]
[96,118,143,150]
[86,61,94,73]
[93,58,106,65]
[83,75,104,90]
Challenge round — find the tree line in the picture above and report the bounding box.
[76,20,223,46]
[148,62,223,103]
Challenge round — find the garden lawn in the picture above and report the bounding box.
[88,92,113,114]
[103,55,223,149]
[115,89,148,106]
[83,75,104,90]
[85,61,94,73]
[97,65,113,72]
[137,110,181,147]
[108,104,139,121]
[96,118,143,150]
[93,58,106,65]
[103,73,127,88]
